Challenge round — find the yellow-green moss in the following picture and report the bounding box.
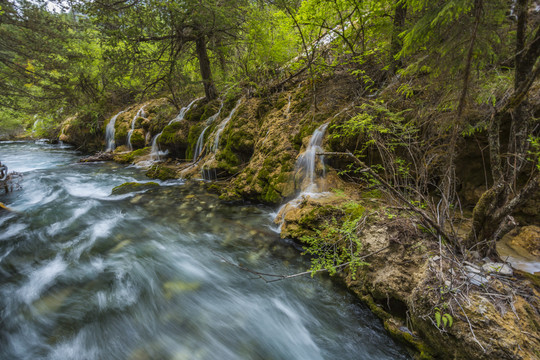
[160,122,183,145]
[114,147,150,164]
[111,181,159,195]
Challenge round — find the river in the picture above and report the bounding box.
[0,141,410,360]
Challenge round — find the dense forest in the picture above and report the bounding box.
[1,0,540,358]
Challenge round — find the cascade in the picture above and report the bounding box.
[105,110,126,152]
[212,98,243,152]
[194,98,242,181]
[149,98,202,161]
[31,116,41,133]
[295,122,329,193]
[274,122,329,231]
[193,126,209,162]
[285,95,292,118]
[192,100,223,163]
[127,106,146,151]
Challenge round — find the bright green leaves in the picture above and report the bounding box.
[434,307,454,329]
[301,202,369,278]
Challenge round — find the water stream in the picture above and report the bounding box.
[149,98,202,162]
[127,106,146,151]
[274,123,330,231]
[105,111,126,152]
[0,141,410,360]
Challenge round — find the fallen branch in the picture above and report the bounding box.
[214,245,390,283]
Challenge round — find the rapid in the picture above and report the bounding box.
[0,141,410,360]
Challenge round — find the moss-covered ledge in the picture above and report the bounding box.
[278,191,540,360]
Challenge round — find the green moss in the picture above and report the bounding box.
[216,145,241,172]
[383,319,434,360]
[114,147,150,163]
[111,181,159,195]
[206,183,224,195]
[186,123,206,159]
[115,123,129,144]
[160,122,183,145]
[146,164,177,180]
[130,130,145,149]
[342,201,366,219]
[292,123,319,150]
[261,185,281,203]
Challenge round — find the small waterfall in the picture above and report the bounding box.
[193,126,210,162]
[274,122,329,231]
[127,106,146,151]
[150,134,164,161]
[31,116,41,133]
[170,97,203,124]
[295,122,329,193]
[105,110,126,152]
[149,98,202,161]
[285,95,292,119]
[207,100,224,124]
[192,101,224,163]
[212,98,243,152]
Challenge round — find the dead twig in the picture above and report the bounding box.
[213,245,390,283]
[320,151,459,248]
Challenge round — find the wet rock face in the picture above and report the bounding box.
[508,226,540,257]
[158,121,190,159]
[279,192,540,360]
[497,226,540,275]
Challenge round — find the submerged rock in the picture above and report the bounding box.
[111,181,160,195]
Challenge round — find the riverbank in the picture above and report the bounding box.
[53,68,540,359]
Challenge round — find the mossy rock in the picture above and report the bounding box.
[146,164,177,180]
[158,121,189,158]
[111,181,159,195]
[114,147,150,164]
[130,129,145,149]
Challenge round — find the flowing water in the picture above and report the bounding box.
[0,141,410,360]
[105,111,126,152]
[212,99,243,152]
[127,107,146,151]
[149,98,202,161]
[274,123,330,231]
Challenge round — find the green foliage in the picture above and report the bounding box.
[528,136,540,171]
[434,307,454,329]
[301,202,368,278]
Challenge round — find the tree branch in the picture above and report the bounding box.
[320,151,459,248]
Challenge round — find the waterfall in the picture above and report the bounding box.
[192,100,224,163]
[149,134,163,161]
[212,98,243,152]
[273,122,329,231]
[127,106,146,151]
[285,95,292,119]
[295,122,329,193]
[193,126,210,162]
[31,116,41,133]
[149,98,202,161]
[105,110,126,152]
[170,97,203,124]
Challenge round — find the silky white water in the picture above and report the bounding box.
[0,141,410,360]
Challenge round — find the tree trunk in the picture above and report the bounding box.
[195,35,218,101]
[389,0,407,75]
[466,1,540,255]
